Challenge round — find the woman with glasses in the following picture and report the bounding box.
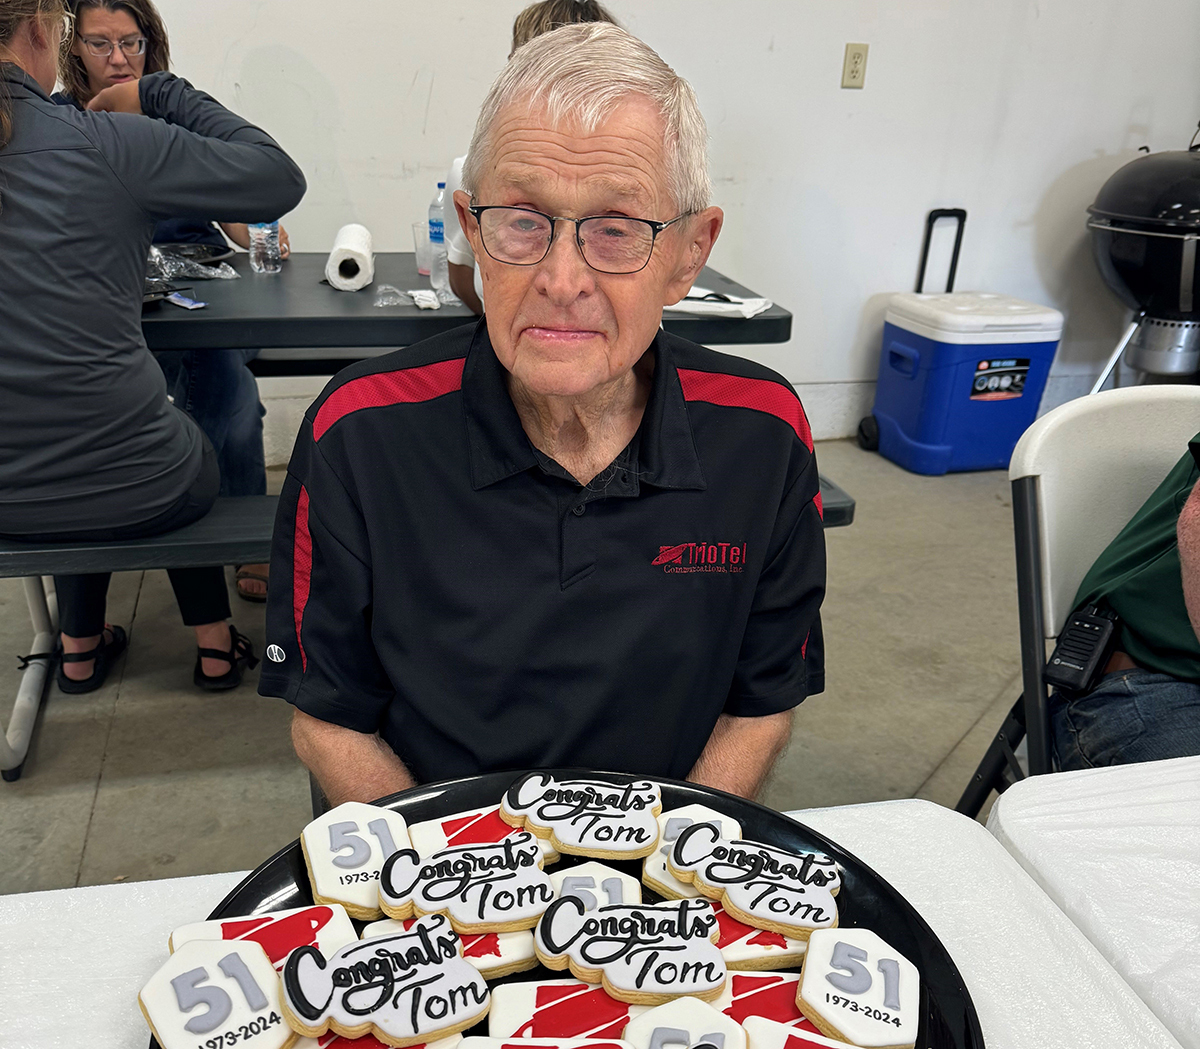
[55,0,284,603]
[0,0,305,691]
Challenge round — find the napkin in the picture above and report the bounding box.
[325,223,375,292]
[664,284,772,319]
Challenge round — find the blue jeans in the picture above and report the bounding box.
[1051,668,1200,770]
[155,349,266,497]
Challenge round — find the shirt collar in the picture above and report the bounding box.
[0,63,51,101]
[462,322,706,492]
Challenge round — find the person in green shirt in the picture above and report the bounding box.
[1052,433,1200,768]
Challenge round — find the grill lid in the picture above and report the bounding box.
[1088,150,1200,229]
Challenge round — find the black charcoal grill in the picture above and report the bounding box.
[1088,144,1200,388]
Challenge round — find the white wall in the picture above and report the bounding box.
[157,0,1200,441]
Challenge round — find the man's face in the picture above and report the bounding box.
[456,96,722,400]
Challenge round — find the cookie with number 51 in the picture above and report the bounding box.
[302,801,412,920]
[797,928,919,1049]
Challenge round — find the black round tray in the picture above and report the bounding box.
[152,771,984,1049]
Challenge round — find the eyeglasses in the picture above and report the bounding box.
[78,34,146,57]
[467,205,689,275]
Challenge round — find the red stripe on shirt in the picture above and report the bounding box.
[814,490,823,519]
[677,368,814,452]
[312,358,466,441]
[293,484,312,673]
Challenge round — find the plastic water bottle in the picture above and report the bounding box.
[428,182,452,302]
[249,221,282,274]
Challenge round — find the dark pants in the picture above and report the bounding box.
[30,440,231,636]
[154,348,267,497]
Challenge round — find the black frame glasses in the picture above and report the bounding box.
[467,205,689,275]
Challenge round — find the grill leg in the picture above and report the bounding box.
[1,577,59,781]
[1090,319,1140,395]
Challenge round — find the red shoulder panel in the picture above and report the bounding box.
[312,357,466,441]
[677,368,813,452]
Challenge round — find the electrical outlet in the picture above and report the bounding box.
[842,42,869,89]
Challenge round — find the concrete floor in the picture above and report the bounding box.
[0,440,1020,896]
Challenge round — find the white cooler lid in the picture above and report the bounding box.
[886,292,1064,344]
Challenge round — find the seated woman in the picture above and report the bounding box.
[444,0,619,315]
[0,0,305,690]
[55,0,286,601]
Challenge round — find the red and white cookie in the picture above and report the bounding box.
[742,1016,852,1049]
[797,929,919,1049]
[712,902,807,971]
[642,805,742,900]
[667,826,839,940]
[301,801,412,920]
[463,1040,633,1049]
[140,939,291,1049]
[170,904,358,972]
[535,897,725,1005]
[488,979,648,1039]
[362,916,538,980]
[712,972,821,1033]
[622,997,747,1049]
[409,805,559,865]
[500,774,661,860]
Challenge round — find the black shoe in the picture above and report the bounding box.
[56,625,128,695]
[194,625,259,691]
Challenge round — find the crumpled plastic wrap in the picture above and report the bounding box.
[147,245,239,281]
[790,799,1184,1049]
[988,756,1200,1049]
[0,870,247,1048]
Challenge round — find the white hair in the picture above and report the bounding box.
[461,22,711,215]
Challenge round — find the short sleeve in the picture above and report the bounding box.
[258,420,395,732]
[723,452,826,716]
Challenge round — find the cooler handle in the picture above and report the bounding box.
[916,208,967,293]
[888,345,920,377]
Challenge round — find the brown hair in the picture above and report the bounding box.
[1,0,67,149]
[511,0,618,54]
[59,0,168,104]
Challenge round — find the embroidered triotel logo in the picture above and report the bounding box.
[266,644,286,662]
[652,542,747,573]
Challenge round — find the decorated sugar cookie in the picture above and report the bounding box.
[300,1033,463,1049]
[139,939,291,1049]
[362,916,538,981]
[500,774,662,859]
[668,826,839,940]
[550,860,642,910]
[378,829,554,932]
[742,1016,851,1049]
[712,972,823,1032]
[409,804,559,865]
[622,996,747,1049]
[534,897,725,1005]
[301,801,411,920]
[463,1040,633,1049]
[711,901,807,971]
[797,928,919,1049]
[281,913,490,1047]
[642,805,743,901]
[170,904,358,972]
[488,978,648,1039]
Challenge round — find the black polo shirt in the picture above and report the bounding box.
[259,320,825,784]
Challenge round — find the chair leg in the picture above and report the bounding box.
[1,577,59,781]
[955,696,1028,818]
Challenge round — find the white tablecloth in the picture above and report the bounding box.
[0,800,1183,1048]
[987,755,1200,1049]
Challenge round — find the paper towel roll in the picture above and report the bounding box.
[325,223,375,292]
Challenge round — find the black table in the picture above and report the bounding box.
[141,252,793,375]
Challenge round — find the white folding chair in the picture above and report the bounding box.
[957,384,1200,814]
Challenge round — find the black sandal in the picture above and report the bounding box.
[194,625,259,691]
[56,625,128,695]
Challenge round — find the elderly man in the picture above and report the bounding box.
[259,24,825,805]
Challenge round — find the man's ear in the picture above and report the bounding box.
[452,190,479,256]
[663,206,724,307]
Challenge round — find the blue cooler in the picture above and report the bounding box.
[870,292,1064,475]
